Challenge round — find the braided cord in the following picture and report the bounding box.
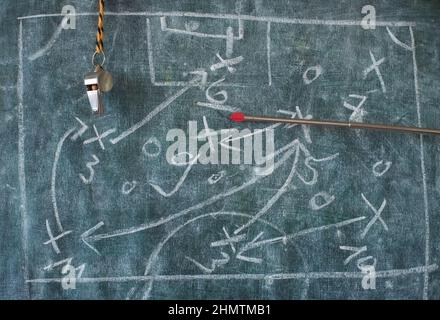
[95,0,105,54]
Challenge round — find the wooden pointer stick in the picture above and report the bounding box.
[229,112,440,136]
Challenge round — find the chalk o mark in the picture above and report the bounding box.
[142,137,161,158]
[309,191,335,211]
[208,170,227,185]
[303,65,323,85]
[372,160,392,177]
[122,181,138,195]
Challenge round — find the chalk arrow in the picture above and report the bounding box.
[81,222,104,255]
[110,68,206,145]
[237,216,366,256]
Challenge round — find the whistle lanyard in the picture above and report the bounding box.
[84,0,113,115]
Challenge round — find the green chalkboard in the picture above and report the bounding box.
[1,0,440,299]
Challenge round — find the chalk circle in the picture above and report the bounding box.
[372,160,392,177]
[142,137,161,158]
[303,65,323,85]
[170,152,196,167]
[309,191,335,211]
[122,181,138,195]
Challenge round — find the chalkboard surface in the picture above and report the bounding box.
[1,0,440,300]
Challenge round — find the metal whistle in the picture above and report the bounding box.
[84,65,113,115]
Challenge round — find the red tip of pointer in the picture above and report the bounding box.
[230,112,246,122]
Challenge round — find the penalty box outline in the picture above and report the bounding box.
[16,11,431,299]
[146,15,416,87]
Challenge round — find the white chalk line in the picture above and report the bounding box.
[139,210,311,299]
[154,81,248,87]
[240,216,366,254]
[17,11,416,27]
[142,213,365,294]
[410,26,430,300]
[17,20,30,297]
[196,102,238,112]
[266,22,272,86]
[143,205,295,277]
[25,264,438,284]
[146,18,156,84]
[84,145,297,243]
[109,79,197,145]
[386,27,412,51]
[28,16,68,61]
[148,16,243,88]
[150,154,200,197]
[160,16,244,40]
[226,26,234,58]
[234,143,300,234]
[114,19,207,143]
[51,128,76,233]
[17,12,428,297]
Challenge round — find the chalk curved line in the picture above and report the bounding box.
[234,143,300,235]
[86,143,297,243]
[236,148,339,234]
[139,211,310,300]
[28,16,69,61]
[386,27,412,51]
[149,154,200,197]
[51,128,76,232]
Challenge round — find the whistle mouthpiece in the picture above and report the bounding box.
[85,87,103,114]
[84,72,104,115]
